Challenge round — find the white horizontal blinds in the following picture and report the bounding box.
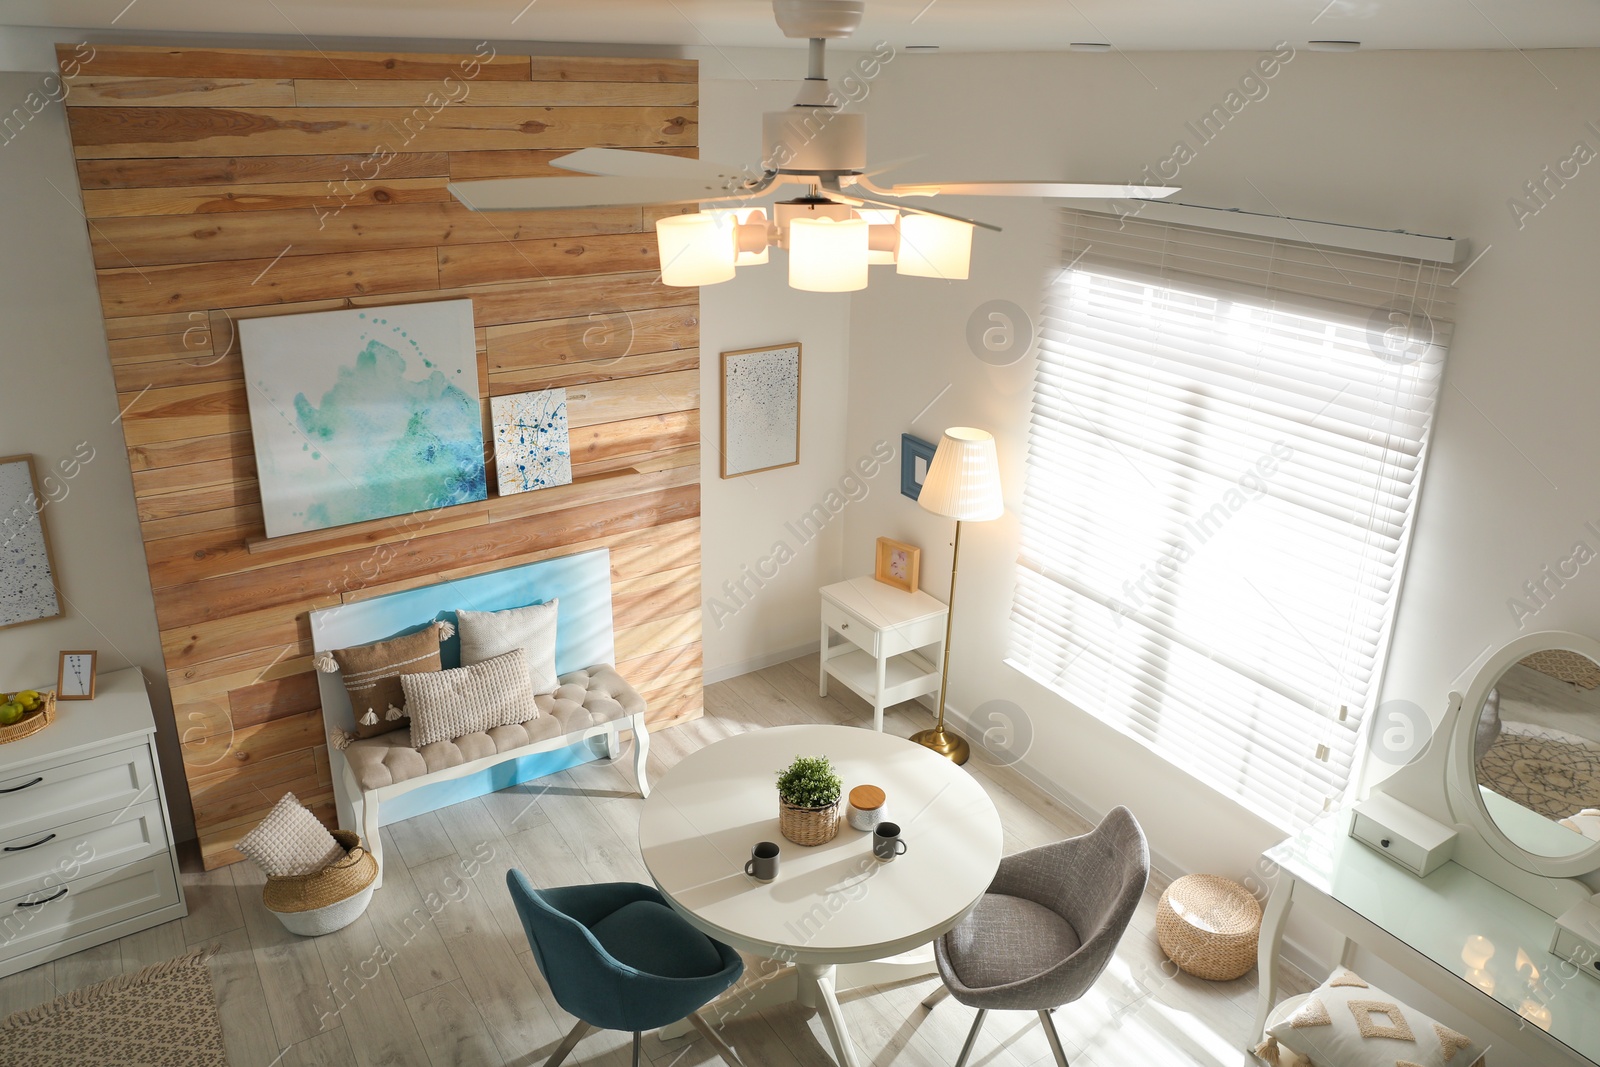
[1009,209,1453,831]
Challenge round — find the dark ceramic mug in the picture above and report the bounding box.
[872,822,908,862]
[745,840,780,881]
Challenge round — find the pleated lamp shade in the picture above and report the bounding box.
[918,427,1003,521]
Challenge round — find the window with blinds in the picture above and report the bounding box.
[1008,209,1454,831]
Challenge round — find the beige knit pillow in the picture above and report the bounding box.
[401,648,537,748]
[458,599,559,696]
[236,793,345,878]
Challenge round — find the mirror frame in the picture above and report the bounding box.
[1449,629,1600,878]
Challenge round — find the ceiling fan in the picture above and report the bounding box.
[447,0,1179,291]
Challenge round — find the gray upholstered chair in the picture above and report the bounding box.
[923,806,1149,1067]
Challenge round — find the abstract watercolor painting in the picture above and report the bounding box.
[239,299,487,538]
[491,388,573,497]
[720,343,801,478]
[0,455,61,629]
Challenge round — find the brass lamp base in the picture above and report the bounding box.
[910,725,969,765]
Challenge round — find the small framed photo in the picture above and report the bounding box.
[874,537,921,594]
[901,434,937,501]
[57,650,97,700]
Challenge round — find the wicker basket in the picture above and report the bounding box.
[262,830,378,936]
[0,691,56,746]
[1155,873,1262,981]
[779,800,841,846]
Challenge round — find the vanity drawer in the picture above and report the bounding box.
[1350,794,1456,877]
[0,747,155,842]
[822,600,879,657]
[0,800,168,901]
[0,855,179,965]
[1551,900,1600,982]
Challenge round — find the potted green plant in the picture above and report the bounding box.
[776,755,843,846]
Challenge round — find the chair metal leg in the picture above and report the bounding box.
[1038,1009,1070,1067]
[921,985,952,1010]
[689,1009,746,1067]
[544,1020,593,1067]
[954,1009,987,1067]
[632,1031,642,1067]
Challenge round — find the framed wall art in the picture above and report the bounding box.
[874,536,921,594]
[721,343,801,478]
[0,455,62,630]
[57,649,97,700]
[901,433,937,501]
[492,387,573,497]
[239,299,487,539]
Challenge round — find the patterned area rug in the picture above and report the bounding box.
[1478,723,1600,820]
[0,947,227,1066]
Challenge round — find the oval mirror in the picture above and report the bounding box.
[1468,644,1600,863]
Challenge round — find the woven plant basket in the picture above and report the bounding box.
[1156,873,1262,981]
[262,830,378,936]
[0,691,56,746]
[779,800,841,846]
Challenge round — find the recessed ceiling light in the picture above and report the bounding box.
[904,44,940,52]
[1069,42,1113,52]
[1306,40,1361,52]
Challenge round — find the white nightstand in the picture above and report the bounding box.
[819,577,949,731]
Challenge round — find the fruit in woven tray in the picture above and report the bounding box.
[11,690,40,712]
[0,702,24,727]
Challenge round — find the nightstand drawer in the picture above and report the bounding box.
[0,855,179,964]
[822,600,879,657]
[0,800,168,900]
[878,614,946,657]
[0,747,156,842]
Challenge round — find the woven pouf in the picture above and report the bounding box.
[263,830,379,936]
[1156,874,1262,981]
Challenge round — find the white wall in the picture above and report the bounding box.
[838,49,1600,1047]
[0,71,192,836]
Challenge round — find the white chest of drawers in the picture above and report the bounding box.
[0,668,185,978]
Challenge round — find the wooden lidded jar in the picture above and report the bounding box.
[846,785,887,832]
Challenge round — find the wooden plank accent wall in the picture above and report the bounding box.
[57,43,704,869]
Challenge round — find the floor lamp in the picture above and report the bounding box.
[911,427,1004,765]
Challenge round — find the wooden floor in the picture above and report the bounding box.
[0,655,1310,1067]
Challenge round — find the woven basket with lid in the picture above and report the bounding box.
[262,830,378,932]
[1156,873,1262,981]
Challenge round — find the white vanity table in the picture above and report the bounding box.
[1255,630,1600,1065]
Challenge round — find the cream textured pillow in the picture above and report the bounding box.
[237,793,345,878]
[402,648,536,748]
[1258,970,1489,1067]
[457,599,559,695]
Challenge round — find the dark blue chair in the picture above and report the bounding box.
[507,872,746,1067]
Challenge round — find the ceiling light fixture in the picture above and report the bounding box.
[1306,40,1361,51]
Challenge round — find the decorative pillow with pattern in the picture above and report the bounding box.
[1257,971,1489,1067]
[237,792,345,878]
[457,598,559,696]
[315,620,452,740]
[401,647,537,748]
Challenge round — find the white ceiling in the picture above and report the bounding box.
[5,0,1600,53]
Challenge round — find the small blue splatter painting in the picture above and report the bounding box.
[492,388,573,497]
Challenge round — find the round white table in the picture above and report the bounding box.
[638,724,1004,1067]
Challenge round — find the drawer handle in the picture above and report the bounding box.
[0,777,43,794]
[841,622,849,629]
[1380,839,1391,849]
[17,886,67,908]
[3,833,55,852]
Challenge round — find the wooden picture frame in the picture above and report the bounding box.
[0,454,63,630]
[57,650,97,700]
[720,343,802,478]
[874,537,921,594]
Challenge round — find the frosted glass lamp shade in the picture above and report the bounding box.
[897,213,974,280]
[918,427,1003,521]
[656,213,736,286]
[788,217,868,292]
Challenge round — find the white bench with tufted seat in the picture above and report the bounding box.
[311,549,650,886]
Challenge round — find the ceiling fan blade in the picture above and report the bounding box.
[551,147,756,185]
[843,191,1003,233]
[449,176,768,212]
[889,180,1181,199]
